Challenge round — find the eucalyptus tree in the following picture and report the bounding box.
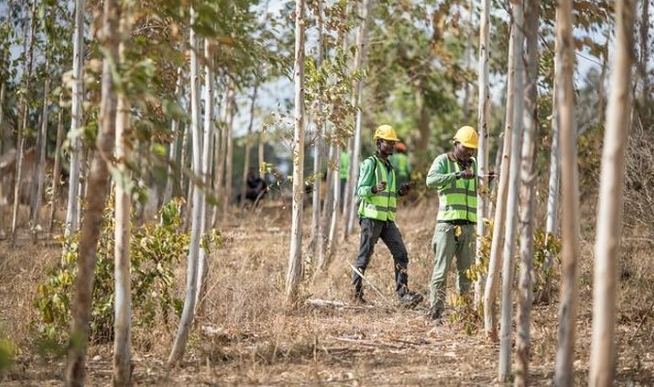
[65,0,120,384]
[553,0,580,384]
[515,0,539,384]
[498,0,524,381]
[65,0,85,236]
[285,0,307,302]
[475,0,491,305]
[589,0,635,384]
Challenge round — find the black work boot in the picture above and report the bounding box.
[428,305,443,321]
[353,291,368,305]
[398,291,423,308]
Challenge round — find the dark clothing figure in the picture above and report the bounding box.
[243,172,268,204]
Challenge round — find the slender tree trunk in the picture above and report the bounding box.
[638,0,648,107]
[0,82,4,154]
[552,0,580,384]
[168,8,202,364]
[515,0,539,384]
[285,0,306,303]
[11,0,36,241]
[49,92,65,232]
[31,56,50,229]
[483,16,518,342]
[222,94,234,220]
[462,0,474,117]
[475,0,491,306]
[163,67,183,204]
[112,7,132,384]
[240,83,259,209]
[65,0,119,384]
[345,0,374,237]
[258,128,265,174]
[319,141,335,270]
[312,0,325,264]
[341,137,352,222]
[498,0,524,381]
[545,50,560,270]
[66,0,85,236]
[589,1,635,385]
[195,38,214,315]
[326,145,341,259]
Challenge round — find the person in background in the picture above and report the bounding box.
[425,126,494,321]
[339,149,350,210]
[390,142,411,188]
[351,124,423,307]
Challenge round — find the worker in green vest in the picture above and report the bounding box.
[339,150,350,209]
[425,126,493,320]
[390,142,411,187]
[352,124,422,307]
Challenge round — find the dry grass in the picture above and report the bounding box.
[0,196,653,385]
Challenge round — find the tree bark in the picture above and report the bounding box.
[222,92,234,221]
[311,0,325,264]
[163,67,183,205]
[545,44,560,270]
[498,0,524,381]
[65,0,119,384]
[240,82,259,209]
[589,1,635,385]
[475,0,491,306]
[638,0,649,107]
[515,0,539,384]
[168,7,203,364]
[195,38,214,315]
[286,0,306,303]
[345,0,374,237]
[31,56,50,230]
[483,14,517,342]
[112,6,132,384]
[552,0,580,384]
[49,92,65,232]
[66,0,85,236]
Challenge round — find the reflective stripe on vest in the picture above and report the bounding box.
[358,156,397,221]
[437,157,477,222]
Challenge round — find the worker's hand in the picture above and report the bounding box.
[487,171,496,182]
[398,182,411,196]
[458,169,475,179]
[372,181,387,194]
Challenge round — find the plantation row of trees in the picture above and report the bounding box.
[0,0,651,385]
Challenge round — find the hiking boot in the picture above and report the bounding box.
[353,293,368,305]
[398,291,423,308]
[428,305,443,321]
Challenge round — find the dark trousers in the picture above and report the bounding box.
[352,218,410,298]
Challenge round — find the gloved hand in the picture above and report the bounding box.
[398,182,411,196]
[372,181,387,194]
[458,169,475,179]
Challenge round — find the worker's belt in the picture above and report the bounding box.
[438,219,476,225]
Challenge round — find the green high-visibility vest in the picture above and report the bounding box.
[390,153,410,178]
[358,156,397,221]
[339,151,350,179]
[437,157,477,222]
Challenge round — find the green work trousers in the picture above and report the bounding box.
[429,222,476,311]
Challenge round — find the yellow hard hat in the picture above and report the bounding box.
[373,124,399,142]
[453,126,478,149]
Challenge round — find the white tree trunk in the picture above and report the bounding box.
[515,0,539,384]
[311,0,325,265]
[498,0,524,381]
[49,92,65,232]
[285,0,306,303]
[168,7,203,364]
[195,38,214,314]
[589,1,635,385]
[475,0,491,306]
[0,82,4,154]
[552,0,580,384]
[345,0,374,237]
[545,47,560,270]
[65,0,119,383]
[31,56,50,229]
[163,67,183,205]
[483,10,518,341]
[112,11,132,382]
[222,93,234,220]
[65,0,85,236]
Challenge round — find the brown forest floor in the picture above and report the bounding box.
[0,198,653,386]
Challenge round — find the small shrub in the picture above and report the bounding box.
[33,198,210,347]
